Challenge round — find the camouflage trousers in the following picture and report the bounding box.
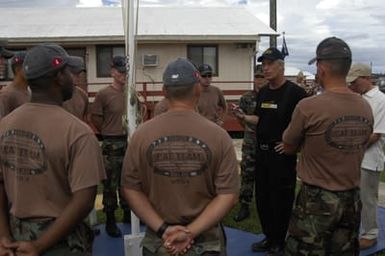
[10,215,93,255]
[101,137,129,212]
[239,132,256,205]
[142,224,226,256]
[285,183,361,256]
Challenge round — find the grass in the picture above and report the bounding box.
[381,171,385,182]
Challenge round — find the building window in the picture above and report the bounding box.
[187,45,218,76]
[96,45,124,77]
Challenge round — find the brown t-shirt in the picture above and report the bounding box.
[0,84,30,119]
[63,86,88,120]
[197,85,227,124]
[153,98,169,117]
[0,103,106,218]
[90,85,125,136]
[283,91,373,191]
[121,110,239,224]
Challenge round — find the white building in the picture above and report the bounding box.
[0,6,277,103]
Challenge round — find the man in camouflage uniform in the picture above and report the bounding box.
[233,66,266,222]
[90,56,130,237]
[282,37,373,255]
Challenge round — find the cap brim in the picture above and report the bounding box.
[257,56,281,62]
[308,57,317,65]
[67,56,86,74]
[346,75,358,84]
[200,71,212,76]
[0,48,14,59]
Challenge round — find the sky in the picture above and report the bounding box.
[1,0,384,74]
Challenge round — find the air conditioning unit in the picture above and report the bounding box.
[142,54,159,67]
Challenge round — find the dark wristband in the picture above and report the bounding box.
[156,222,169,238]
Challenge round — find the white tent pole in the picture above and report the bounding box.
[122,1,144,256]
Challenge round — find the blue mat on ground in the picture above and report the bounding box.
[93,207,385,256]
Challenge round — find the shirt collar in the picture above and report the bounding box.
[364,86,379,98]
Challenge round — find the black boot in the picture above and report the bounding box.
[105,212,122,237]
[123,210,131,223]
[233,203,250,222]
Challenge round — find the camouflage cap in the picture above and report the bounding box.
[111,56,126,73]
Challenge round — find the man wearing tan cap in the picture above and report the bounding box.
[347,63,385,250]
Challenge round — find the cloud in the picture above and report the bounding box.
[2,0,384,73]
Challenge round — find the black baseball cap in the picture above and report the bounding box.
[257,47,284,62]
[308,37,351,65]
[198,64,213,76]
[111,56,126,73]
[0,40,14,59]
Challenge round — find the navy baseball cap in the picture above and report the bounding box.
[198,64,213,76]
[308,37,351,65]
[23,43,79,80]
[111,56,126,73]
[68,56,86,74]
[257,47,284,62]
[163,58,200,87]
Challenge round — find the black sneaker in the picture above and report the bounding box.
[251,238,270,252]
[233,204,250,222]
[105,221,122,237]
[267,244,284,256]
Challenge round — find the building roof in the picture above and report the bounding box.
[0,7,278,44]
[285,66,315,80]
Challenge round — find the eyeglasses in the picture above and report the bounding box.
[202,74,212,78]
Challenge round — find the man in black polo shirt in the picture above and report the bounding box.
[234,48,306,255]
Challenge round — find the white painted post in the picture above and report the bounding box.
[122,0,144,255]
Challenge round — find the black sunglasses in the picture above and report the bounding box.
[202,74,212,78]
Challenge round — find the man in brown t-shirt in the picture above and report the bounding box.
[282,37,373,255]
[63,56,88,120]
[197,64,227,126]
[0,43,105,255]
[121,58,239,255]
[90,56,129,237]
[0,52,30,119]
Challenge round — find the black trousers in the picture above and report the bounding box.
[255,148,297,246]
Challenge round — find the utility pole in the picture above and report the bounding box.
[270,0,277,48]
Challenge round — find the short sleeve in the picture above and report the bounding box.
[121,134,143,191]
[68,133,106,192]
[373,99,385,134]
[283,104,306,146]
